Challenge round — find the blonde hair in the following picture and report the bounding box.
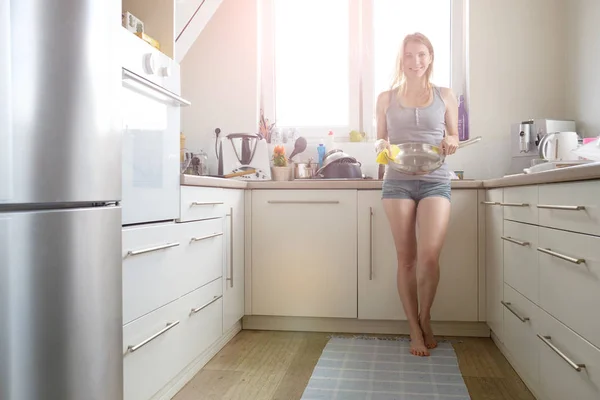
[391,32,435,90]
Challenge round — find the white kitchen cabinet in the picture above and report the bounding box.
[538,307,600,400]
[251,190,358,318]
[123,278,223,400]
[357,191,404,320]
[538,180,600,237]
[538,226,600,350]
[357,189,478,322]
[484,188,504,341]
[502,283,540,390]
[502,219,539,304]
[222,188,245,333]
[502,185,538,224]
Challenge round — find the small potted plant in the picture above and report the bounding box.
[271,145,293,181]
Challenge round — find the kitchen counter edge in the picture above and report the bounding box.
[181,163,600,190]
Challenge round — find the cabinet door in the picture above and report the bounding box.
[222,189,245,332]
[357,191,404,320]
[484,189,504,340]
[434,190,479,321]
[251,190,358,318]
[357,190,478,322]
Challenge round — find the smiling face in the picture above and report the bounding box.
[391,33,435,88]
[403,40,432,79]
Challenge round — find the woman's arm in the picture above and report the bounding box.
[375,91,390,178]
[440,87,459,155]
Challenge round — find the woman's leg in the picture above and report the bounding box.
[382,198,428,356]
[415,196,451,349]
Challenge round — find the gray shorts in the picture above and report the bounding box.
[381,179,451,203]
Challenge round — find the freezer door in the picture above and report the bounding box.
[0,0,11,202]
[3,0,122,205]
[0,206,123,400]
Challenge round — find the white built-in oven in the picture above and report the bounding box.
[120,27,190,226]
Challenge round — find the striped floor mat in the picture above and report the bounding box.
[300,336,471,400]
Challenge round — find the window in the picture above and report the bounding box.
[260,0,466,140]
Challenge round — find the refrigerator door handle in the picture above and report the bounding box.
[122,69,191,106]
[0,0,12,201]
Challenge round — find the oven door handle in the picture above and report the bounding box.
[122,69,191,107]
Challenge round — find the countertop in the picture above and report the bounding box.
[181,162,600,190]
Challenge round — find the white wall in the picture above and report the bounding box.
[180,0,259,175]
[451,0,567,178]
[181,0,577,179]
[565,0,600,138]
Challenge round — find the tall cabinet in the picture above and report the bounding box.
[222,188,245,332]
[483,188,504,342]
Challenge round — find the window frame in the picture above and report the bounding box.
[259,0,466,142]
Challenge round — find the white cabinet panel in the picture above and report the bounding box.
[538,308,600,400]
[179,186,226,222]
[538,180,600,237]
[222,188,245,332]
[502,284,540,389]
[484,189,504,340]
[122,222,181,324]
[251,190,358,318]
[123,279,223,400]
[538,226,600,349]
[357,190,478,322]
[503,220,539,304]
[502,185,538,224]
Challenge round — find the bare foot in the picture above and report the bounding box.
[419,316,437,349]
[409,328,430,356]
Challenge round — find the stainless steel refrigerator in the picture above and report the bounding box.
[0,0,124,399]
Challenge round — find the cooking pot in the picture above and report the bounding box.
[317,161,363,179]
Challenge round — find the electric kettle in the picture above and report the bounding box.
[538,131,580,161]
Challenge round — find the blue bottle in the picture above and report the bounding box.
[317,143,326,169]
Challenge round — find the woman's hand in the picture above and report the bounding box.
[374,138,390,153]
[441,135,459,155]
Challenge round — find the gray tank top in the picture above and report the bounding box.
[384,86,450,182]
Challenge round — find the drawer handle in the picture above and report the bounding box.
[499,202,529,207]
[267,200,340,204]
[537,247,586,265]
[126,242,180,257]
[227,208,234,288]
[501,301,530,322]
[126,321,180,353]
[537,204,585,211]
[190,295,222,316]
[191,201,224,206]
[190,232,223,243]
[501,236,530,246]
[481,201,499,205]
[537,334,586,372]
[369,207,374,280]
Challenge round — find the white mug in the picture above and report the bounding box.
[538,131,579,161]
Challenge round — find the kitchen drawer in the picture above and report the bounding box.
[179,186,226,222]
[177,278,223,368]
[538,180,600,237]
[538,226,600,349]
[122,222,182,324]
[503,220,539,304]
[122,278,223,400]
[538,308,600,400]
[502,186,538,224]
[123,290,186,400]
[177,218,224,294]
[502,284,540,389]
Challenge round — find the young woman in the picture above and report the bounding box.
[375,32,459,357]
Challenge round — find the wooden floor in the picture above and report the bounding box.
[172,330,535,400]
